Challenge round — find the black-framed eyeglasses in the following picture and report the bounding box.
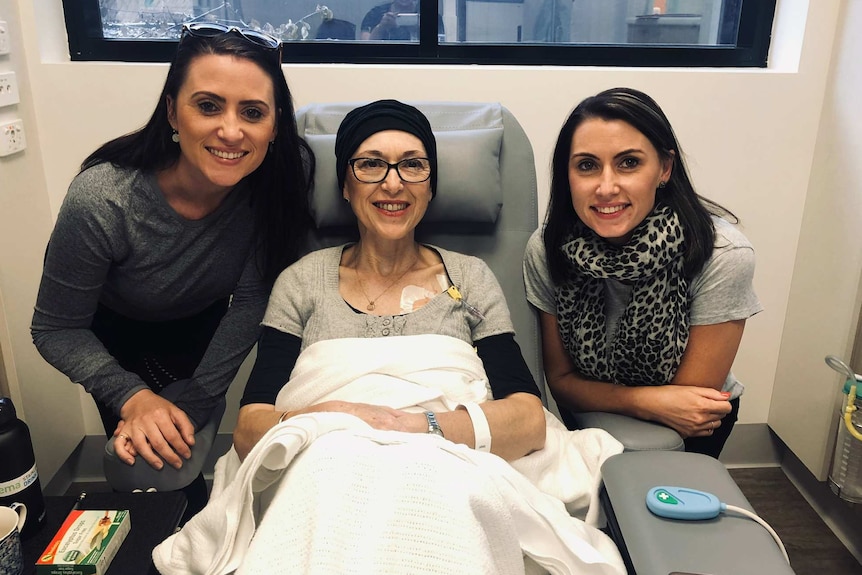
[181,23,282,59]
[348,157,432,184]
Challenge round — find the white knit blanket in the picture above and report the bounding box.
[153,335,625,575]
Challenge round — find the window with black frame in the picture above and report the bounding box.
[63,0,776,67]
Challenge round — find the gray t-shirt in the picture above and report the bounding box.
[31,163,270,426]
[263,244,514,349]
[523,217,762,399]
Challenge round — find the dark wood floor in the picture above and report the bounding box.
[68,467,862,574]
[728,467,862,575]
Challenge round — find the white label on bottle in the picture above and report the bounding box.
[0,463,38,496]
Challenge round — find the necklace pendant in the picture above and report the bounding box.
[367,301,376,311]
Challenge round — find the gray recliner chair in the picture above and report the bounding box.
[295,100,794,575]
[296,100,544,393]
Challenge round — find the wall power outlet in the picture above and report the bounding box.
[0,71,20,107]
[0,119,26,156]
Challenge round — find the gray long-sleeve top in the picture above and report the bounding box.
[31,163,269,428]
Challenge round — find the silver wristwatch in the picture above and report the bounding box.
[424,411,444,437]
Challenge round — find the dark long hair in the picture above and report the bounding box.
[81,32,314,283]
[544,87,735,284]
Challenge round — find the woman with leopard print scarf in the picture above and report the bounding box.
[523,88,762,458]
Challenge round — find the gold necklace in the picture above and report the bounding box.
[354,256,418,312]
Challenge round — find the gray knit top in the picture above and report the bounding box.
[31,163,270,426]
[263,245,515,349]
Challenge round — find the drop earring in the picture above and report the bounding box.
[171,129,180,143]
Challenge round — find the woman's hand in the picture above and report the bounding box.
[113,389,196,470]
[634,385,732,438]
[321,400,413,431]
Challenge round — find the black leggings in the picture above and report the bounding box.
[90,299,229,522]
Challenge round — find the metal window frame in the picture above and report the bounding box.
[62,0,776,67]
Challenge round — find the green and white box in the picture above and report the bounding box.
[35,509,131,575]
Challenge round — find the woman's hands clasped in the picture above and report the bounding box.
[113,388,196,470]
[313,400,421,431]
[637,385,732,439]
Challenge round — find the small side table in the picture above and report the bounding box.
[23,491,187,575]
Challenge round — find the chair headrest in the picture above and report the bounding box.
[297,101,505,228]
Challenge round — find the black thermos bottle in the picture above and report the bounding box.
[0,397,47,539]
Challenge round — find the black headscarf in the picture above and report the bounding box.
[335,99,438,197]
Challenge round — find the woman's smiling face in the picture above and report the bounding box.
[343,130,432,242]
[568,117,673,245]
[167,53,277,195]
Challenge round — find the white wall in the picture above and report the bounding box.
[769,0,862,479]
[0,0,86,484]
[0,0,852,483]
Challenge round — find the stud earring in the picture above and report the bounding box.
[171,129,180,143]
[658,181,666,189]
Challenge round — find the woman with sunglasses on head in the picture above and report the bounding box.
[523,88,762,458]
[31,24,313,518]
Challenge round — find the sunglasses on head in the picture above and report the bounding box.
[181,23,282,57]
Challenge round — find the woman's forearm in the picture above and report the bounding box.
[546,370,655,419]
[434,392,545,461]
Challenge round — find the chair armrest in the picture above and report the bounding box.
[571,412,684,452]
[601,451,795,575]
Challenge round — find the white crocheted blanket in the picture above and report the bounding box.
[152,334,625,575]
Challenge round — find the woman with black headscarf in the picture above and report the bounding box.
[154,103,629,575]
[233,99,546,462]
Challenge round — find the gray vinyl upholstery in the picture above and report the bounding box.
[602,451,795,574]
[295,101,543,398]
[571,412,685,452]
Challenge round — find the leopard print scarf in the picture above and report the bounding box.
[555,204,689,386]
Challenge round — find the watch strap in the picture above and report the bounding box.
[424,411,444,437]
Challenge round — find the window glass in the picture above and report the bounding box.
[67,0,774,66]
[95,0,738,45]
